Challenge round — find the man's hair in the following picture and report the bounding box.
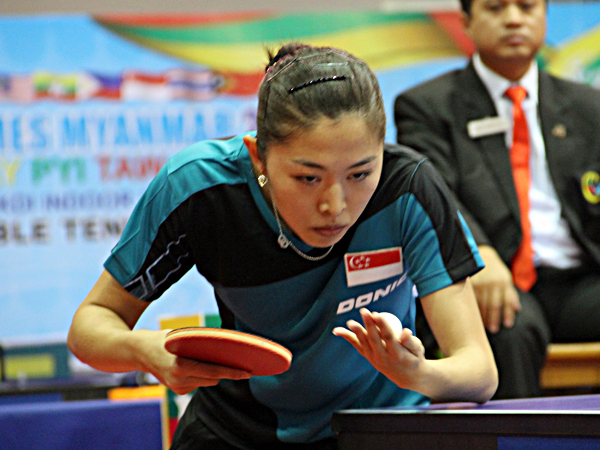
[460,0,547,14]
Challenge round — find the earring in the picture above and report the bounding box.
[258,174,268,187]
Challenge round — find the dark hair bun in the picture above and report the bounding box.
[265,42,308,72]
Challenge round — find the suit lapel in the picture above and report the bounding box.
[539,71,572,196]
[457,63,521,218]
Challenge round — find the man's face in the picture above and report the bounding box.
[464,0,547,73]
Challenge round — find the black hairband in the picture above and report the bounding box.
[288,75,349,93]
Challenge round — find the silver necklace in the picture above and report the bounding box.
[270,195,334,262]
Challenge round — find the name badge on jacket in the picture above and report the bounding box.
[344,247,403,287]
[467,116,509,139]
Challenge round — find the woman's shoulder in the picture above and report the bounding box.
[380,143,448,199]
[382,143,430,176]
[166,133,249,175]
[364,143,432,211]
[142,133,251,206]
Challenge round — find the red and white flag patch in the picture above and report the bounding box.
[344,247,403,287]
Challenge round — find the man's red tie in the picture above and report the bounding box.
[505,85,537,291]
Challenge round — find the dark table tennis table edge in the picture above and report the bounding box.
[331,394,600,437]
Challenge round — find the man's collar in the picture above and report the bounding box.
[472,53,539,104]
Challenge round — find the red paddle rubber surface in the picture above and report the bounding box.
[165,327,292,376]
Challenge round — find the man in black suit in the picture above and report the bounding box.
[394,0,600,398]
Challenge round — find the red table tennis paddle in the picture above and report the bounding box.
[164,327,292,376]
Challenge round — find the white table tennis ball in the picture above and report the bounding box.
[379,312,403,339]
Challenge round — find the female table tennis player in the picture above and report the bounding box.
[68,43,498,449]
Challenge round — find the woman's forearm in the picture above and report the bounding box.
[67,269,158,374]
[410,345,498,403]
[418,279,498,403]
[68,303,151,373]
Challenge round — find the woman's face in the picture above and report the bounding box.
[249,114,383,248]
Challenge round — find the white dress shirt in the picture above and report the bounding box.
[473,54,582,269]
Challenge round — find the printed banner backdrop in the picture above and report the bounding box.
[1,2,600,342]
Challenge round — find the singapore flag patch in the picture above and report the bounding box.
[344,247,403,287]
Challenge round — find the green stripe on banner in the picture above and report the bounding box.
[101,12,429,44]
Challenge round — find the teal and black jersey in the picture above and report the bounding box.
[105,133,483,447]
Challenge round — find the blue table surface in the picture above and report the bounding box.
[338,394,600,414]
[427,394,600,411]
[334,395,600,450]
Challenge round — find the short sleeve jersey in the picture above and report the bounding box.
[105,133,483,447]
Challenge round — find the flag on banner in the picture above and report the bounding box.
[0,75,35,102]
[167,68,224,100]
[90,73,122,99]
[121,68,224,101]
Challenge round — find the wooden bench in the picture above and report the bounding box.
[540,342,600,390]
